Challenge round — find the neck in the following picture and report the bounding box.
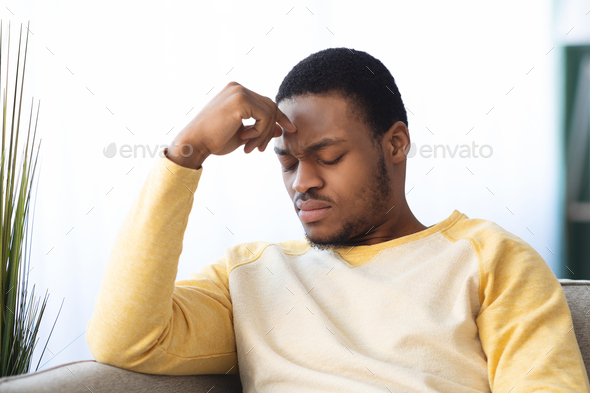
[343,198,427,247]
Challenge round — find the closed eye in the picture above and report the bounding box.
[282,154,346,172]
[321,154,345,166]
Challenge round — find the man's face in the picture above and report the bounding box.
[275,93,394,251]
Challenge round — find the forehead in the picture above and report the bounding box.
[275,94,365,154]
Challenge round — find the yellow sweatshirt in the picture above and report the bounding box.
[86,153,590,392]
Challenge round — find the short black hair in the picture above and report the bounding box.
[275,47,408,146]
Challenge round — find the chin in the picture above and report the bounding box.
[302,222,330,237]
[303,227,346,251]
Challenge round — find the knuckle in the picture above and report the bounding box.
[226,82,244,95]
[231,91,249,105]
[264,96,277,110]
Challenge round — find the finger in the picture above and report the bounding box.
[257,120,280,152]
[223,131,249,155]
[247,90,296,134]
[259,123,282,152]
[239,92,276,144]
[247,113,275,152]
[247,130,270,153]
[245,91,292,139]
[249,93,282,142]
[242,124,272,154]
[239,124,257,139]
[275,107,296,133]
[244,137,260,154]
[274,123,282,137]
[248,105,279,152]
[235,97,272,142]
[238,90,286,153]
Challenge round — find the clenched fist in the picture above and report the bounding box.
[166,82,297,169]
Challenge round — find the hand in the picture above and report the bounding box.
[167,81,297,169]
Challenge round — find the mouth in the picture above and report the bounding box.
[298,206,332,223]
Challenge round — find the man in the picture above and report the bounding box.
[87,48,589,392]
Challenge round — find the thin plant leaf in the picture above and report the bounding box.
[0,19,57,378]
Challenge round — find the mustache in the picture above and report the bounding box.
[295,194,333,204]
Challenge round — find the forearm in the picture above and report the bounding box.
[87,152,202,362]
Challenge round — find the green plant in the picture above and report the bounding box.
[0,20,59,377]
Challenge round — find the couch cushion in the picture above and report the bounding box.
[559,278,590,379]
[0,360,243,393]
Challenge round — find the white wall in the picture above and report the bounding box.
[0,0,567,372]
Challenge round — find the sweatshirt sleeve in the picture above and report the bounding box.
[474,224,590,392]
[86,150,238,375]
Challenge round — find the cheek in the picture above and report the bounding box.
[327,168,362,203]
[334,165,374,204]
[336,160,365,185]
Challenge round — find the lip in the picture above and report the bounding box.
[296,200,331,210]
[298,206,332,223]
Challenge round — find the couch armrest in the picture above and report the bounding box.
[0,360,243,393]
[559,278,590,380]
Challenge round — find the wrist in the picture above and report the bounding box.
[165,141,209,170]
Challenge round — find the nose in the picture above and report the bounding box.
[291,160,323,194]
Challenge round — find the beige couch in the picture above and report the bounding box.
[1,278,589,392]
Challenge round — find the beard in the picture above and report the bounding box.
[304,146,392,251]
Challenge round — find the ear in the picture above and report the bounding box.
[384,121,410,164]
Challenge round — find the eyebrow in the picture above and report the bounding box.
[274,137,348,156]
